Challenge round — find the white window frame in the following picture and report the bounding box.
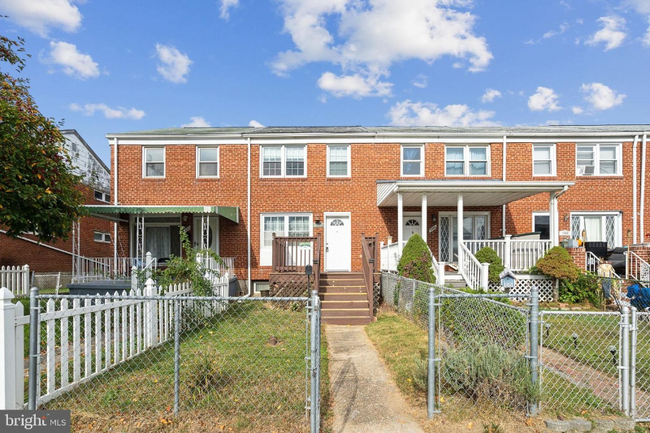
[576,143,621,176]
[327,144,351,177]
[532,144,556,177]
[94,231,111,243]
[570,211,622,248]
[253,281,270,294]
[401,145,424,177]
[260,145,307,178]
[196,146,219,178]
[142,146,165,178]
[94,190,111,203]
[259,213,313,266]
[444,145,490,177]
[532,212,551,240]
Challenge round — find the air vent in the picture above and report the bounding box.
[581,165,595,175]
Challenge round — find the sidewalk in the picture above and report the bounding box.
[325,325,424,433]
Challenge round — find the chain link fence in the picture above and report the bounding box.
[27,291,323,432]
[31,272,71,292]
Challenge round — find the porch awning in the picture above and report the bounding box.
[377,180,574,207]
[84,205,240,223]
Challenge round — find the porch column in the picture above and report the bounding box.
[549,192,558,247]
[421,194,428,242]
[201,214,209,250]
[136,214,144,264]
[457,194,464,273]
[397,193,404,256]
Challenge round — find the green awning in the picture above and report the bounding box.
[84,205,239,223]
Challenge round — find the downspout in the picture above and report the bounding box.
[642,134,647,244]
[633,135,639,244]
[502,135,507,236]
[113,137,118,272]
[246,136,252,296]
[551,186,569,247]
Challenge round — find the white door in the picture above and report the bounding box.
[403,216,422,242]
[325,215,351,272]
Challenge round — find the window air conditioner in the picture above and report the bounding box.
[581,165,595,175]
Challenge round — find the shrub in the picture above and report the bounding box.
[534,246,581,282]
[559,271,602,307]
[474,247,505,284]
[397,234,435,284]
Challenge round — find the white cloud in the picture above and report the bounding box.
[572,106,584,114]
[585,16,627,50]
[644,25,650,46]
[219,0,239,19]
[317,71,392,98]
[481,88,501,103]
[182,116,211,127]
[580,82,625,110]
[318,94,328,103]
[69,103,145,120]
[249,120,264,128]
[543,22,570,39]
[155,44,192,84]
[412,74,428,89]
[272,0,492,97]
[528,87,561,112]
[46,41,99,79]
[387,100,498,127]
[1,0,82,37]
[625,0,650,15]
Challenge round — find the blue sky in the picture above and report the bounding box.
[1,0,649,165]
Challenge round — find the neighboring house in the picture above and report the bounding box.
[0,129,113,276]
[88,125,650,294]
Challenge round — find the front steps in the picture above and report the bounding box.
[320,272,373,325]
[442,272,468,289]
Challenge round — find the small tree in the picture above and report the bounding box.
[475,247,505,284]
[533,246,581,282]
[397,234,435,284]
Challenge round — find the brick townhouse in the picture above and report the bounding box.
[87,125,650,295]
[0,130,113,278]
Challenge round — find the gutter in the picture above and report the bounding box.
[642,134,647,244]
[502,135,507,235]
[113,137,119,274]
[245,137,252,297]
[633,135,639,244]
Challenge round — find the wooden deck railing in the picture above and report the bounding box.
[271,234,321,292]
[361,233,379,319]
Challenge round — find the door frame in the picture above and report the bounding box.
[193,215,220,254]
[324,212,352,272]
[402,212,422,242]
[438,211,491,262]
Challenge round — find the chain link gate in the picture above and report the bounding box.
[27,288,322,432]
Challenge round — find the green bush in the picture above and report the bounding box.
[533,246,581,282]
[559,271,602,307]
[397,234,435,284]
[474,247,505,284]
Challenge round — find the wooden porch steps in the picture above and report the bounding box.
[320,272,372,325]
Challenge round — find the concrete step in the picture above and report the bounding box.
[322,308,371,317]
[322,300,369,309]
[320,293,367,301]
[322,316,373,325]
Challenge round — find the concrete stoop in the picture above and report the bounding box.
[544,417,636,432]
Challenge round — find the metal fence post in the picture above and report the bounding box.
[621,306,630,415]
[427,285,436,419]
[529,285,540,416]
[174,299,181,417]
[630,306,637,420]
[28,287,39,410]
[309,289,320,433]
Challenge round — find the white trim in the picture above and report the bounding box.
[259,212,313,267]
[569,211,622,247]
[576,143,622,176]
[142,146,165,178]
[444,144,491,177]
[253,281,270,294]
[324,212,352,272]
[401,144,424,177]
[93,231,111,243]
[326,144,351,177]
[438,211,491,260]
[532,144,556,177]
[195,146,220,178]
[259,144,307,178]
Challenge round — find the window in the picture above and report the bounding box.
[571,212,621,248]
[254,281,270,294]
[143,147,165,178]
[576,144,620,176]
[533,145,555,176]
[261,145,306,177]
[533,213,550,240]
[94,231,111,243]
[94,190,111,202]
[445,145,489,176]
[196,147,219,178]
[327,145,350,177]
[260,213,312,266]
[401,145,423,176]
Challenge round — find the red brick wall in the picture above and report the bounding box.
[566,247,586,270]
[0,184,114,272]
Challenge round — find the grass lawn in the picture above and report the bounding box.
[26,301,327,432]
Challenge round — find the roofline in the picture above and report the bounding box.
[61,129,110,173]
[384,180,575,191]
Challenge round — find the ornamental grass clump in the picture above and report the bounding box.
[397,234,436,284]
[474,247,505,284]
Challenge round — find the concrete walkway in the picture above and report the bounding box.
[326,325,424,433]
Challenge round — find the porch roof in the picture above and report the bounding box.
[84,205,240,223]
[376,180,574,207]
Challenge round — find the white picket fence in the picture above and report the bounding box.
[0,265,30,296]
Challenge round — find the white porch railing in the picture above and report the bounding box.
[464,237,551,271]
[380,241,404,273]
[73,255,158,283]
[0,265,30,296]
[460,242,488,290]
[626,251,650,282]
[196,254,235,278]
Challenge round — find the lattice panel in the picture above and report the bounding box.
[269,274,311,298]
[489,276,555,302]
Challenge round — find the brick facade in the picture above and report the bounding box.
[108,126,650,289]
